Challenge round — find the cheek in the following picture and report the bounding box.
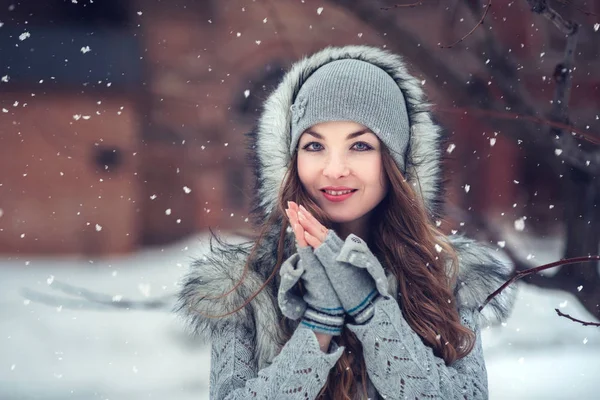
[296,156,316,186]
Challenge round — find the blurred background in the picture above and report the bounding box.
[0,0,599,399]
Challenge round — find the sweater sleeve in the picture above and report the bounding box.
[322,233,488,399]
[209,321,344,400]
[346,294,487,399]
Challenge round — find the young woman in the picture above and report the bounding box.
[178,46,516,400]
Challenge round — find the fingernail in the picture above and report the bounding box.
[299,205,307,212]
[287,201,291,208]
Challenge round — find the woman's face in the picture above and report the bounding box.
[297,121,388,226]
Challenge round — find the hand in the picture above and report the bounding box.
[285,201,328,249]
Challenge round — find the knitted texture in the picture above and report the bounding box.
[209,323,343,400]
[210,237,489,400]
[314,230,381,324]
[209,296,488,399]
[297,245,345,335]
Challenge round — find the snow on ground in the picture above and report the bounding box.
[0,232,599,400]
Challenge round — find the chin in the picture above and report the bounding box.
[323,210,362,224]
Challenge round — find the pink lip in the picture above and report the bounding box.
[321,189,357,203]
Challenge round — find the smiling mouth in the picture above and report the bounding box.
[321,189,358,196]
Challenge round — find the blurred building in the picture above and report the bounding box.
[0,0,598,255]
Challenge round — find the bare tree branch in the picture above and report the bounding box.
[479,256,600,312]
[555,308,600,327]
[526,0,579,34]
[380,1,424,10]
[440,0,492,48]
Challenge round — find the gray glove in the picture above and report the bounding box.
[297,246,345,335]
[314,230,386,325]
[277,245,345,335]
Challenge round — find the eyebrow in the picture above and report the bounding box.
[304,128,371,140]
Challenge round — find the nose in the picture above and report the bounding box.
[322,154,350,179]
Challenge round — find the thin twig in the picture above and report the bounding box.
[440,0,492,48]
[435,106,600,146]
[555,308,600,327]
[479,256,600,312]
[380,1,424,10]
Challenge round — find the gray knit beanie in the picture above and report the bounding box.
[289,59,410,172]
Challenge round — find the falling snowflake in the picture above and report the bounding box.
[447,143,456,153]
[594,23,599,32]
[1,75,8,83]
[95,224,102,232]
[490,138,496,146]
[19,32,30,41]
[244,89,250,98]
[317,7,324,15]
[150,194,157,200]
[555,149,563,156]
[514,217,526,231]
[583,337,588,344]
[183,186,192,194]
[577,285,583,292]
[80,46,91,54]
[464,184,470,193]
[165,208,172,215]
[497,241,506,248]
[559,300,568,308]
[47,275,55,285]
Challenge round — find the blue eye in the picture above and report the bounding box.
[352,142,373,151]
[302,142,324,152]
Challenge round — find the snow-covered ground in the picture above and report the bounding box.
[1,232,599,400]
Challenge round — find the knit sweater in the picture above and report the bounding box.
[206,233,488,400]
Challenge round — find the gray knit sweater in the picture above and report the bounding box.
[206,232,488,400]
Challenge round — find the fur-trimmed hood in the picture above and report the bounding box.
[176,46,516,369]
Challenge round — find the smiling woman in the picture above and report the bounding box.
[177,45,516,400]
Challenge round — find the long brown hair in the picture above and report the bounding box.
[213,143,475,399]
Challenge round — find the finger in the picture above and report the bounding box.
[297,209,325,239]
[294,223,309,248]
[299,205,327,232]
[286,207,297,226]
[299,215,327,244]
[289,201,299,215]
[304,230,322,249]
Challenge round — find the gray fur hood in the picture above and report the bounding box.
[176,46,516,367]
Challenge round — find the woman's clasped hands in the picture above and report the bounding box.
[284,201,381,328]
[284,201,329,249]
